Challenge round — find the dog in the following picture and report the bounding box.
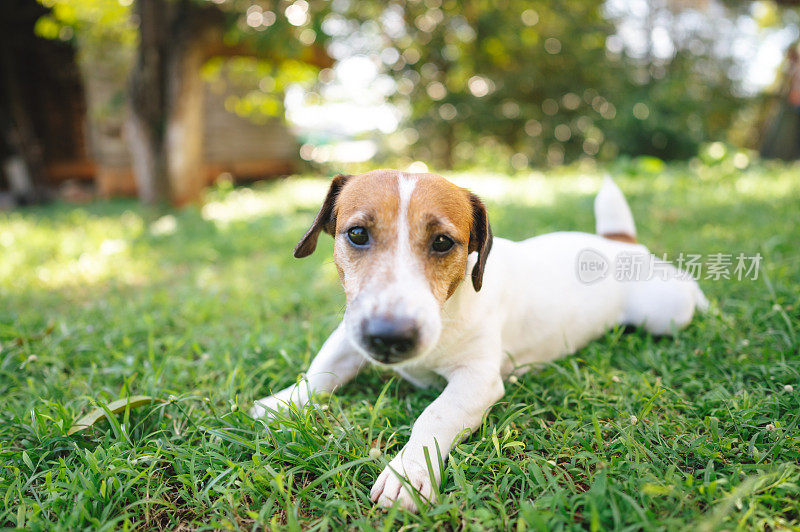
[251,169,708,511]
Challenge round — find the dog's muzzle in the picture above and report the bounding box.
[361,316,419,364]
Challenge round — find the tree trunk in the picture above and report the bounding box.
[127,0,332,205]
[165,43,206,205]
[128,0,218,205]
[128,0,173,205]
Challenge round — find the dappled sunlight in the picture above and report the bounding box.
[149,214,178,236]
[731,169,800,200]
[2,167,796,298]
[538,165,799,212]
[451,171,555,205]
[0,209,156,291]
[201,178,329,227]
[452,169,606,206]
[32,239,148,289]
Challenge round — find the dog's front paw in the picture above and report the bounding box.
[250,387,297,420]
[370,454,438,512]
[249,396,282,420]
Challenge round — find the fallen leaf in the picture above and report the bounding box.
[67,396,158,435]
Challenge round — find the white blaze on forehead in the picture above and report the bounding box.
[388,172,425,299]
[396,172,418,261]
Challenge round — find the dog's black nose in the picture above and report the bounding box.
[362,317,419,362]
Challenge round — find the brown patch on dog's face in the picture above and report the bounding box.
[408,175,475,301]
[331,170,401,301]
[331,170,476,305]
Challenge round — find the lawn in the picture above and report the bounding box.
[1,162,799,530]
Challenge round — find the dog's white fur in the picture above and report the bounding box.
[252,172,708,511]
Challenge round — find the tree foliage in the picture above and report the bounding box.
[36,0,334,121]
[355,0,747,168]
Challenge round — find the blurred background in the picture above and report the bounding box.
[1,0,799,206]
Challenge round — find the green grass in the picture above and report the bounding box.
[1,162,799,530]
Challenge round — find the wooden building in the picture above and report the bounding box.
[0,0,298,203]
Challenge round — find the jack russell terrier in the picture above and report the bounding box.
[251,169,708,511]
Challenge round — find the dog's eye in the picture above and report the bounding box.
[431,234,455,253]
[347,226,369,247]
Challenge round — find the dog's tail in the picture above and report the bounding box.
[594,175,711,314]
[594,175,637,244]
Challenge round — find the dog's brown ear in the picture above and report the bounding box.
[468,193,493,291]
[294,174,351,258]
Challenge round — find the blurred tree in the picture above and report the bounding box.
[602,0,746,161]
[356,0,619,168]
[128,0,216,204]
[128,0,334,204]
[758,42,800,159]
[38,0,333,204]
[740,1,800,159]
[33,0,790,179]
[351,0,746,168]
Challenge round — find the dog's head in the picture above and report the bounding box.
[294,169,492,365]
